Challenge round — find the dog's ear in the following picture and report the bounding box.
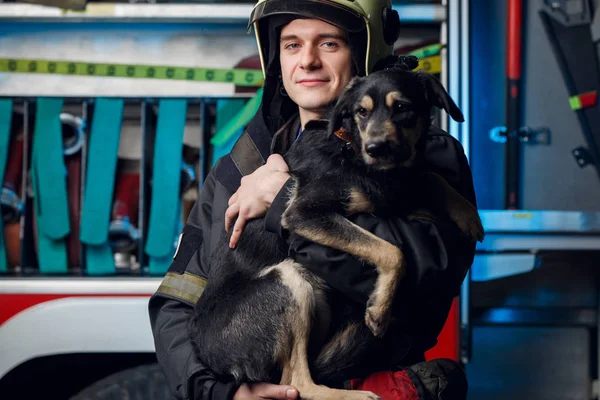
[422,73,464,122]
[329,76,365,133]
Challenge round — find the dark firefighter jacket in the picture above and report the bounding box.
[147,87,478,398]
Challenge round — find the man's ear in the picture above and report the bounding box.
[329,76,364,134]
[422,73,464,122]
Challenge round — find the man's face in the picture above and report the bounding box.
[279,18,354,121]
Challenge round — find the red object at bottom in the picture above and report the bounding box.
[349,297,461,398]
[425,297,460,361]
[349,370,419,400]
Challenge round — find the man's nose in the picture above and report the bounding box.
[299,46,321,69]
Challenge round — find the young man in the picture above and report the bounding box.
[148,1,478,399]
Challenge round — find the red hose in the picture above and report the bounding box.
[507,0,522,81]
[505,0,523,209]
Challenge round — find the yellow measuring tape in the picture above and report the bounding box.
[0,54,441,86]
[415,55,441,74]
[0,58,265,87]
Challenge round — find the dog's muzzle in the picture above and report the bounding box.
[365,140,411,163]
[365,140,392,158]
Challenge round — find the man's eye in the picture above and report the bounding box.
[285,43,300,50]
[322,41,338,48]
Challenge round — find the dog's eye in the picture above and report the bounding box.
[356,107,368,118]
[394,102,413,114]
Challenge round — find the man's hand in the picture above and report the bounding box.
[233,382,299,400]
[225,154,290,248]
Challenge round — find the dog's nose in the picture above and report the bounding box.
[365,141,392,158]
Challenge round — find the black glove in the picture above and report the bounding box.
[406,358,468,400]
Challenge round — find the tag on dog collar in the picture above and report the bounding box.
[334,128,358,153]
[334,127,351,142]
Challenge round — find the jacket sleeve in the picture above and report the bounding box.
[264,129,477,308]
[148,160,240,400]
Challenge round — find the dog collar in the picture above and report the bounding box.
[302,119,359,154]
[334,127,359,154]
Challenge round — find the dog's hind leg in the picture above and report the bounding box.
[189,267,295,384]
[310,321,383,385]
[281,188,404,338]
[273,261,381,400]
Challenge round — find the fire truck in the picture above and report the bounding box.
[0,278,462,399]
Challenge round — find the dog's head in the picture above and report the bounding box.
[328,69,464,170]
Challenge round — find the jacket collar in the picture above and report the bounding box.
[214,109,300,193]
[270,114,301,155]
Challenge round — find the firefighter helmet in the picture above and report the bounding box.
[248,0,401,77]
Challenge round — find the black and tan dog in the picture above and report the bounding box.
[188,68,484,400]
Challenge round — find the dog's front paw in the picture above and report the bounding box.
[351,391,381,400]
[365,295,391,338]
[451,210,485,243]
[472,216,485,242]
[462,215,485,243]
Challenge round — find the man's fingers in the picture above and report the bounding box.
[224,203,240,233]
[228,192,238,206]
[229,214,248,249]
[252,383,299,399]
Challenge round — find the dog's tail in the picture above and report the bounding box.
[310,321,380,384]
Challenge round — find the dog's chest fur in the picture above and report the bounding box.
[283,121,423,216]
